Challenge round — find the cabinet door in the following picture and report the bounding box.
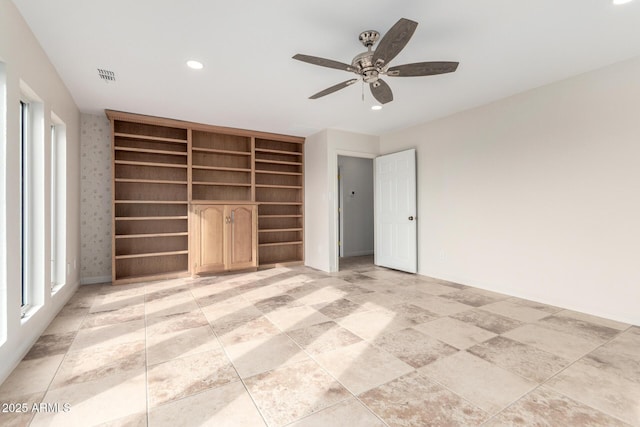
[227,205,257,270]
[193,205,226,274]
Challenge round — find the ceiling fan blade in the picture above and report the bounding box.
[387,61,459,77]
[372,18,418,67]
[293,54,354,72]
[370,79,393,104]
[309,78,359,99]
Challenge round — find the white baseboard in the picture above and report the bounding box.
[80,275,111,285]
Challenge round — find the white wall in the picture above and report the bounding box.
[338,156,374,257]
[0,0,81,383]
[380,56,640,326]
[305,129,379,272]
[80,113,112,284]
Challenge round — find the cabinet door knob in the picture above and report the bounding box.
[408,216,414,221]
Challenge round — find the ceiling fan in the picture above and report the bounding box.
[293,18,459,105]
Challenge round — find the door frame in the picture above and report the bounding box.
[331,150,377,272]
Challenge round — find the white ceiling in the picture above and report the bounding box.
[13,0,640,137]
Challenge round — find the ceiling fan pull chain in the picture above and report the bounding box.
[361,80,365,102]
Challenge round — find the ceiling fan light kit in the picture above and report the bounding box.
[293,18,459,105]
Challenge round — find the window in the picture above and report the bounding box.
[19,81,45,318]
[20,100,29,312]
[50,113,66,293]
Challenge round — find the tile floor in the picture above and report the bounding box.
[1,256,639,426]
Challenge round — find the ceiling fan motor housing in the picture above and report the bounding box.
[352,51,381,83]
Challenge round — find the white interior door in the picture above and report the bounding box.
[374,149,417,273]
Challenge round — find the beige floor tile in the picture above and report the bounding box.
[80,303,145,329]
[373,327,458,368]
[360,371,489,426]
[485,386,631,427]
[556,309,630,331]
[202,301,262,327]
[224,333,309,378]
[216,316,281,346]
[337,309,415,341]
[43,315,86,335]
[30,368,147,427]
[147,325,221,366]
[347,291,405,311]
[419,351,537,414]
[69,319,145,353]
[582,346,640,384]
[547,360,640,425]
[94,412,147,427]
[145,295,199,318]
[537,313,620,342]
[314,341,414,395]
[603,326,640,360]
[293,286,349,305]
[506,296,563,314]
[408,281,461,296]
[312,298,370,319]
[148,380,266,427]
[0,391,43,427]
[287,397,385,427]
[146,309,209,337]
[408,294,473,316]
[0,355,65,399]
[51,340,145,389]
[451,308,523,334]
[390,303,439,325]
[503,324,602,361]
[90,294,145,313]
[23,332,76,360]
[414,316,496,350]
[467,336,569,383]
[264,305,332,331]
[147,348,238,407]
[481,299,551,323]
[244,359,351,427]
[287,321,362,355]
[254,294,303,313]
[441,289,506,307]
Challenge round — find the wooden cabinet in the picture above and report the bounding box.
[107,110,304,284]
[191,204,257,274]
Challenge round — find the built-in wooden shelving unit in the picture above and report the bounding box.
[107,111,304,284]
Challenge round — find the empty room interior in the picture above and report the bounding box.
[1,0,640,426]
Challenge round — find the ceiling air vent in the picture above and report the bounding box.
[97,68,116,82]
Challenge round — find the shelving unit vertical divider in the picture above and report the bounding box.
[250,137,256,202]
[110,118,116,285]
[187,127,193,274]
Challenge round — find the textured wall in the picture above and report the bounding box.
[80,113,112,283]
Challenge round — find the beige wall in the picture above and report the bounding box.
[380,56,640,325]
[0,0,81,383]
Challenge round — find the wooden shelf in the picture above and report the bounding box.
[255,159,302,166]
[115,178,187,185]
[255,148,302,156]
[114,200,189,204]
[115,160,187,169]
[255,184,302,189]
[114,132,187,144]
[115,250,189,260]
[259,228,303,233]
[115,232,188,239]
[259,241,303,247]
[192,165,251,172]
[115,216,188,221]
[192,147,251,156]
[258,202,303,205]
[192,182,251,187]
[255,170,302,176]
[115,146,187,156]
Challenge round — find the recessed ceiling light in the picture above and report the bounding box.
[371,105,383,111]
[186,60,204,70]
[613,0,634,5]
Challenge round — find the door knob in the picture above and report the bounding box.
[408,216,414,221]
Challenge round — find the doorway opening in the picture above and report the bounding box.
[337,155,374,271]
